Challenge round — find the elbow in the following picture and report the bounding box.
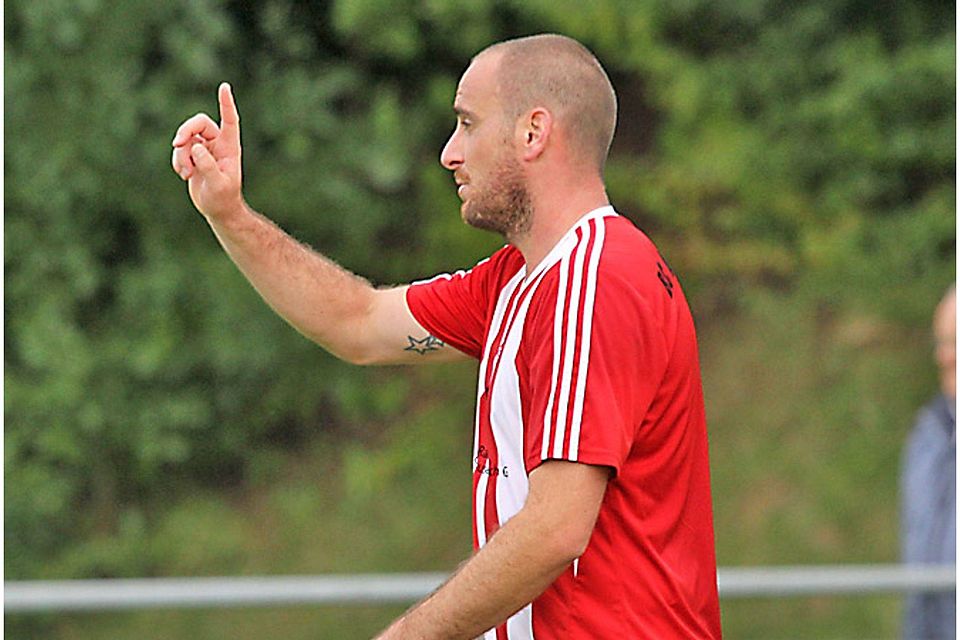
[329,342,379,366]
[543,522,593,566]
[299,329,377,366]
[343,349,379,367]
[335,294,385,366]
[562,530,592,563]
[304,311,382,366]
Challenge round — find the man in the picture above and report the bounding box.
[901,285,956,640]
[172,34,721,639]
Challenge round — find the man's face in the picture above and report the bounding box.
[934,290,956,400]
[440,54,532,238]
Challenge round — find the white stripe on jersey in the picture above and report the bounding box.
[542,250,569,461]
[410,268,468,287]
[475,462,491,548]
[491,266,550,531]
[507,603,534,639]
[411,256,494,287]
[553,220,592,458]
[568,219,606,460]
[475,267,525,548]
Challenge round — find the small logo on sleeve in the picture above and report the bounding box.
[656,260,675,298]
[474,445,509,478]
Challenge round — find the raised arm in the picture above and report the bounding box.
[171,83,464,366]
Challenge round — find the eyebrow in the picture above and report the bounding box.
[453,105,477,119]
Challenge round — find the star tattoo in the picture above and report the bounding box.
[404,335,445,355]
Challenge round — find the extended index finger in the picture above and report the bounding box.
[218,82,241,152]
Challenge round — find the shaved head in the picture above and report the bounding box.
[477,34,618,172]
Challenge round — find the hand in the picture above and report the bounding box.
[171,82,244,222]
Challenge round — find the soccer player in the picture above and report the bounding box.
[172,33,722,639]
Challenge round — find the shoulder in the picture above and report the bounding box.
[526,215,675,328]
[469,244,525,285]
[525,215,662,295]
[570,215,678,317]
[597,215,667,277]
[557,215,693,355]
[489,244,525,274]
[908,395,956,447]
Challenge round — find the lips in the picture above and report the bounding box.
[455,172,469,200]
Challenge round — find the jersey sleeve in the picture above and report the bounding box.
[522,266,670,476]
[405,250,506,360]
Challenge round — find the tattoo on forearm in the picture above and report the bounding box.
[404,335,445,355]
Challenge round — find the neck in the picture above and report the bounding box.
[508,173,609,269]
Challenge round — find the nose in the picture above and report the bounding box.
[440,127,462,171]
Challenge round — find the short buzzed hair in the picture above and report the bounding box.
[478,34,618,172]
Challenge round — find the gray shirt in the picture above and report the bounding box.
[901,393,956,640]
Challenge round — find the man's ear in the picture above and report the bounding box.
[519,107,552,161]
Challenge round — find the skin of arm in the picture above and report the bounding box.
[201,202,437,365]
[375,460,611,640]
[171,83,464,366]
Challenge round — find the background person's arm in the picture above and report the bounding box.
[375,461,611,640]
[171,83,465,366]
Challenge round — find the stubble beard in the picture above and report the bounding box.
[462,153,533,241]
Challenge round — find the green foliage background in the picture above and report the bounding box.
[4,0,954,638]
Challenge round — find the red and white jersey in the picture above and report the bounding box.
[406,206,722,639]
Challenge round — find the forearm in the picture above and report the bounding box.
[381,508,574,639]
[207,201,377,362]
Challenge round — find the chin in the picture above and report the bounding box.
[461,203,481,226]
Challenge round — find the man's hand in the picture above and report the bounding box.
[171,82,244,222]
